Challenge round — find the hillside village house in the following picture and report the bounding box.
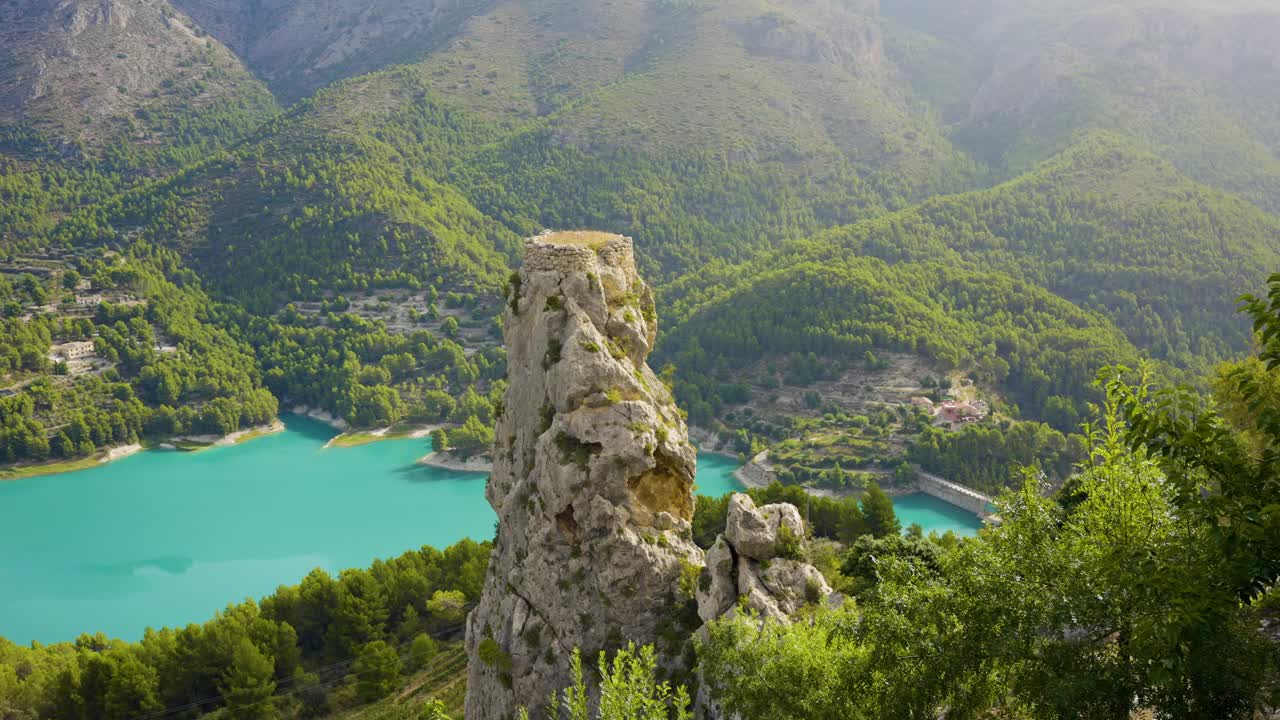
[51,341,95,362]
[938,401,982,423]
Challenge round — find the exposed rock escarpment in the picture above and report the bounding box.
[464,232,703,719]
[171,0,489,100]
[0,0,273,145]
[724,492,804,561]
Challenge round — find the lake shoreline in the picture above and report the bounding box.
[0,415,501,644]
[732,451,772,490]
[324,423,443,449]
[418,451,493,472]
[288,405,349,431]
[0,420,286,482]
[161,419,287,451]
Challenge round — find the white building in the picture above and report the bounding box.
[52,341,96,361]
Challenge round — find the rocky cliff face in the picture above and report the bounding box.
[0,0,274,147]
[464,231,834,717]
[171,0,487,101]
[464,232,704,719]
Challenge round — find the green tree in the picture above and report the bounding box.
[860,482,900,537]
[430,427,449,452]
[425,589,467,626]
[326,569,389,659]
[220,638,277,720]
[104,651,163,719]
[354,640,401,702]
[527,644,691,720]
[447,415,493,456]
[699,607,868,720]
[407,633,438,672]
[418,698,451,719]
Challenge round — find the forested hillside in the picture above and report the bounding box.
[663,134,1280,371]
[0,0,279,245]
[0,539,491,719]
[38,69,519,309]
[169,0,490,102]
[2,0,1279,493]
[657,134,1275,491]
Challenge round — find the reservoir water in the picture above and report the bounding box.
[690,451,743,498]
[892,493,987,537]
[0,415,979,644]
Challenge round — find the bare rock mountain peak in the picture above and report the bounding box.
[464,231,704,718]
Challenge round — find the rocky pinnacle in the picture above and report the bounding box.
[464,232,704,719]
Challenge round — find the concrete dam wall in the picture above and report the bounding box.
[915,470,995,518]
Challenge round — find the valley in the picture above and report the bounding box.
[1,0,1279,717]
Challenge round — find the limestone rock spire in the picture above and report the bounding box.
[464,232,703,719]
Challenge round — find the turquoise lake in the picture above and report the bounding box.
[0,416,979,644]
[892,493,986,537]
[689,451,743,498]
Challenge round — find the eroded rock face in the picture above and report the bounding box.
[725,493,805,561]
[698,493,833,624]
[760,558,832,616]
[698,536,737,623]
[464,232,703,720]
[171,0,489,101]
[0,0,272,141]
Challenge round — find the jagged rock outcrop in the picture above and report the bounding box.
[698,493,832,623]
[724,493,804,561]
[464,232,704,720]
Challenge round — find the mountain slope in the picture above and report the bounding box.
[43,69,518,309]
[0,0,280,244]
[0,0,277,162]
[417,0,976,196]
[171,0,489,102]
[816,133,1280,366]
[658,133,1280,428]
[884,0,1280,210]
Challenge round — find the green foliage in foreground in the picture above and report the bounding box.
[0,539,490,720]
[697,309,1280,720]
[519,644,691,720]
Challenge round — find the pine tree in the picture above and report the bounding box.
[861,482,901,538]
[220,638,277,720]
[354,640,401,702]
